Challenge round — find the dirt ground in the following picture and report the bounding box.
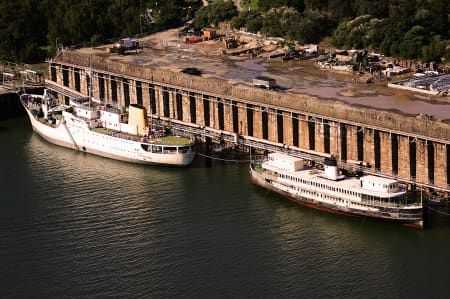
[85,28,450,121]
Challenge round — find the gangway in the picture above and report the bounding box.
[45,80,84,99]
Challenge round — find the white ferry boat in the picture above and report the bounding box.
[250,152,423,228]
[20,90,195,166]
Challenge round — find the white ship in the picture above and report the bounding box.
[20,90,195,166]
[250,152,423,228]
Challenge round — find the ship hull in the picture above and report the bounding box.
[21,100,195,167]
[250,165,423,228]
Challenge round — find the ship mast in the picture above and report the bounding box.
[88,55,93,108]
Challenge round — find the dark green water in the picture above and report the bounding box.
[1,117,449,298]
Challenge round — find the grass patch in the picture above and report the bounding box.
[155,135,192,146]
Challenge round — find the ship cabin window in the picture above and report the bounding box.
[179,146,190,153]
[164,146,177,153]
[152,145,162,153]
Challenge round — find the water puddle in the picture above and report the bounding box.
[235,60,267,72]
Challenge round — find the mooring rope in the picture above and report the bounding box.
[196,152,252,163]
[427,206,450,216]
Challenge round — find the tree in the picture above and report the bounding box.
[353,0,388,18]
[0,0,47,62]
[193,0,237,29]
[261,9,285,37]
[0,0,447,63]
[327,0,354,20]
[247,15,263,33]
[422,35,447,63]
[399,25,425,59]
[230,10,262,30]
[193,6,210,29]
[297,9,336,44]
[258,0,305,12]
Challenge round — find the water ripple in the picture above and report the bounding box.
[0,119,449,298]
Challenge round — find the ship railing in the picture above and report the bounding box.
[398,213,422,219]
[106,130,140,142]
[367,211,422,220]
[78,105,97,112]
[96,105,122,114]
[163,148,178,154]
[261,171,278,181]
[384,213,422,220]
[360,198,420,209]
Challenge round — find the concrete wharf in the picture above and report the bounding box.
[21,32,450,194]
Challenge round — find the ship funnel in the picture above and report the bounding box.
[324,159,339,180]
[128,104,148,136]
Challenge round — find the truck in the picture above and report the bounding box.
[253,76,276,89]
[115,38,139,49]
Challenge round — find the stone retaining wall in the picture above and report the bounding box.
[56,50,450,142]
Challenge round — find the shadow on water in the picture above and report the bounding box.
[424,206,450,229]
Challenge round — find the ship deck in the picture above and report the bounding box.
[259,163,420,207]
[91,127,192,146]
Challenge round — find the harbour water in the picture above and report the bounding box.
[1,116,449,298]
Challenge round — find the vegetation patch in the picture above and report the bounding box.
[154,135,192,146]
